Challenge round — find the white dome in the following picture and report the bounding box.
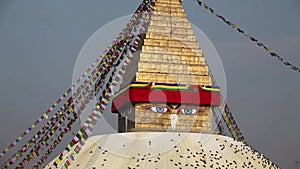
[46,132,279,169]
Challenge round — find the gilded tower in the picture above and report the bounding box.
[112,0,220,133]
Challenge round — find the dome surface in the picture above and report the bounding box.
[46,132,279,169]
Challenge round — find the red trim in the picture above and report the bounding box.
[111,84,221,112]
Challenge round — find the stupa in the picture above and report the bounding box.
[46,0,279,168]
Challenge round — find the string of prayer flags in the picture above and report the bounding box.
[0,6,145,157]
[222,103,246,143]
[28,107,80,168]
[11,106,77,168]
[3,0,154,167]
[196,0,300,74]
[36,27,140,168]
[49,5,153,167]
[3,39,118,166]
[49,102,105,167]
[64,29,148,169]
[2,103,74,168]
[0,58,100,159]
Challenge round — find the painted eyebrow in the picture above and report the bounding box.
[167,104,180,109]
[141,104,171,109]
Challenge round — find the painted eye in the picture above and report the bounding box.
[180,108,197,115]
[149,107,168,113]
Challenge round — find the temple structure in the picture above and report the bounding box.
[46,0,279,168]
[112,0,218,134]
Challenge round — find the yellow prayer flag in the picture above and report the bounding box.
[56,158,62,164]
[43,113,48,119]
[67,144,73,149]
[231,24,238,29]
[78,130,83,136]
[87,117,93,122]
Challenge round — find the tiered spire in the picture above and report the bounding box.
[113,0,219,133]
[127,0,212,85]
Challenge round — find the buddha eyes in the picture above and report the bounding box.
[179,108,198,115]
[147,106,200,115]
[149,106,169,113]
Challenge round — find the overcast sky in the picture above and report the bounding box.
[0,0,300,168]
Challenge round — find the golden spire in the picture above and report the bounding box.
[136,0,212,85]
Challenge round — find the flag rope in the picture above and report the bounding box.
[0,61,98,159]
[0,0,154,164]
[196,0,300,74]
[2,67,101,168]
[48,2,154,168]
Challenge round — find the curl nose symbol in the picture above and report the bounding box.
[170,114,178,130]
